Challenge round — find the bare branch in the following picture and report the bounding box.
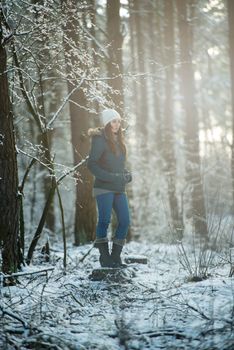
[0,306,29,329]
[47,75,86,129]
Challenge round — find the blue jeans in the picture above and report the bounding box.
[96,192,130,244]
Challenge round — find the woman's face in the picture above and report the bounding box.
[110,118,121,133]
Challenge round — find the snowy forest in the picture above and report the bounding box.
[1,0,234,349]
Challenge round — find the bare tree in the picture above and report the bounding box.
[106,0,124,112]
[31,0,56,233]
[63,0,96,245]
[147,1,163,152]
[176,0,208,238]
[0,10,20,274]
[163,0,184,239]
[227,0,234,211]
[131,0,149,144]
[128,0,138,118]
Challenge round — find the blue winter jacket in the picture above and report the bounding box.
[87,128,127,192]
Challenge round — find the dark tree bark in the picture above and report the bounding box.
[31,0,55,233]
[176,0,208,238]
[163,0,184,239]
[0,16,20,273]
[63,0,96,245]
[227,0,234,211]
[106,0,124,112]
[106,0,134,241]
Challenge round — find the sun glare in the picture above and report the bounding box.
[207,46,220,58]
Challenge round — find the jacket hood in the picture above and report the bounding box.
[88,127,105,137]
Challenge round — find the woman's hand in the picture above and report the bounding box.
[123,170,132,183]
[112,171,132,184]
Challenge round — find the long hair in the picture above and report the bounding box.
[104,123,126,156]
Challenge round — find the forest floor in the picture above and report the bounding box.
[0,240,234,350]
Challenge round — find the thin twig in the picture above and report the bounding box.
[17,148,53,172]
[47,75,86,129]
[79,246,93,263]
[0,267,54,279]
[26,156,88,264]
[56,186,67,271]
[18,157,37,193]
[0,306,29,328]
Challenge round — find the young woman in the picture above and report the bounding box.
[87,109,132,268]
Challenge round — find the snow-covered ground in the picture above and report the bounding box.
[1,241,234,349]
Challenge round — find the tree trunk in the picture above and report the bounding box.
[0,18,20,274]
[106,0,134,241]
[148,2,163,152]
[89,0,100,118]
[227,0,234,211]
[106,0,124,112]
[132,0,149,143]
[163,0,184,240]
[176,0,208,238]
[128,0,138,119]
[63,0,96,245]
[32,0,55,233]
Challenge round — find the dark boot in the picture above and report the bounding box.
[110,243,126,268]
[95,241,112,267]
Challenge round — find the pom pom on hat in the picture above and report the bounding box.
[101,109,121,127]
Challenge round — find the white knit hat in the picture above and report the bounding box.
[101,109,121,127]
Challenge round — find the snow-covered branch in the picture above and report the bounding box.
[47,75,86,129]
